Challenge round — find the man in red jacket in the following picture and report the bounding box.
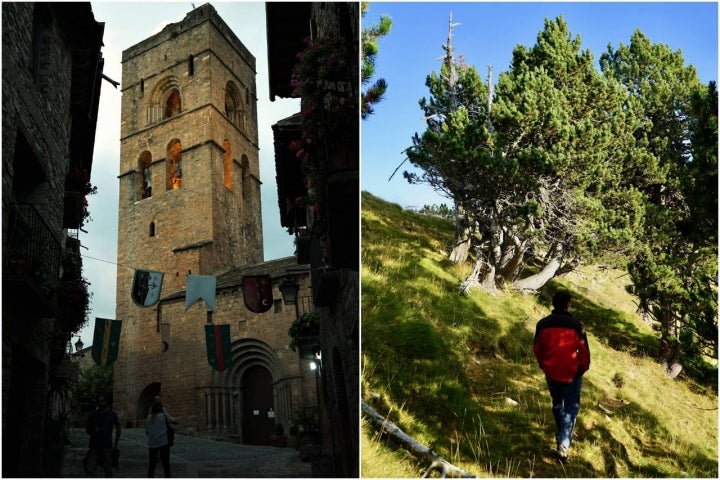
[534,290,590,461]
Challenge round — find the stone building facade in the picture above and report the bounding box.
[2,3,104,475]
[267,2,360,476]
[113,4,317,444]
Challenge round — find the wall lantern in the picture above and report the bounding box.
[74,336,84,355]
[279,277,299,305]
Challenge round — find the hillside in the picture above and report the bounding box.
[360,191,717,478]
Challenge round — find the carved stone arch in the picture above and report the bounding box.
[220,338,284,386]
[224,80,245,130]
[204,338,286,441]
[147,76,182,124]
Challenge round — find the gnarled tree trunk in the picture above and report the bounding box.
[511,243,564,292]
[448,202,472,264]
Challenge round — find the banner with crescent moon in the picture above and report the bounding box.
[205,324,232,372]
[160,322,170,353]
[242,275,273,313]
[91,318,122,368]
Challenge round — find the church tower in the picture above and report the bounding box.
[113,4,274,430]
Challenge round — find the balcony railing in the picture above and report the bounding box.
[4,202,62,314]
[297,295,315,317]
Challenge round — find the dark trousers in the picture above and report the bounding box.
[148,444,171,477]
[546,375,583,449]
[85,447,113,477]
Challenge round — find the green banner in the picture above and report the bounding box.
[91,318,122,368]
[205,324,232,372]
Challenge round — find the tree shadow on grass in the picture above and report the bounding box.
[542,280,659,357]
[576,377,718,478]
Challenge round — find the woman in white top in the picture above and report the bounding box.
[145,399,176,477]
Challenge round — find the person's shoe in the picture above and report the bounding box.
[557,444,569,461]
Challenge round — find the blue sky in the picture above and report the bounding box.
[362,1,719,210]
[78,2,299,348]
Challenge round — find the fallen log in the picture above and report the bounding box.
[362,401,476,478]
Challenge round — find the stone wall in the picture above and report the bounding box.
[2,3,102,475]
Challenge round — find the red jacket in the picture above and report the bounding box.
[534,310,590,383]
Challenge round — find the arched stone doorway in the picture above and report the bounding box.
[135,382,161,427]
[241,365,275,445]
[207,338,300,444]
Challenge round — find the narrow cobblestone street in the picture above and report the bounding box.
[63,428,312,478]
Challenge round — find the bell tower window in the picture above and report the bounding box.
[164,89,182,119]
[147,76,181,125]
[138,150,152,199]
[166,139,183,190]
[224,81,245,131]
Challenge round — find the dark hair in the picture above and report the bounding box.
[552,291,571,310]
[151,400,164,415]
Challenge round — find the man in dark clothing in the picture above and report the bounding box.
[534,291,590,461]
[85,395,121,477]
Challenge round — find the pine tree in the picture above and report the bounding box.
[602,32,717,373]
[361,2,392,119]
[404,13,490,264]
[407,16,642,292]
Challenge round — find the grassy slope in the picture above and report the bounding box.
[361,192,717,478]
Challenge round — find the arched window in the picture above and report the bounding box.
[166,139,182,190]
[147,76,182,124]
[138,150,152,199]
[223,139,233,190]
[241,154,250,200]
[164,89,181,119]
[224,81,245,131]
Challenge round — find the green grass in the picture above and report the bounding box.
[361,191,718,478]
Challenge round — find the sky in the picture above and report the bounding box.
[362,1,719,210]
[77,1,300,348]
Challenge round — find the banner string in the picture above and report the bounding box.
[80,252,328,274]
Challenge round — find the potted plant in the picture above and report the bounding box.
[64,168,97,228]
[288,311,320,355]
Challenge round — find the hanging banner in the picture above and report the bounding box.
[186,275,217,312]
[160,322,170,353]
[205,324,232,372]
[132,270,164,307]
[91,318,122,368]
[242,274,273,313]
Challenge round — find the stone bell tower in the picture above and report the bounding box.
[113,4,262,424]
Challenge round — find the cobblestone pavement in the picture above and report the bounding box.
[63,428,312,478]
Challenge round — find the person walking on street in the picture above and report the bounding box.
[533,290,590,461]
[85,395,121,477]
[146,398,177,477]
